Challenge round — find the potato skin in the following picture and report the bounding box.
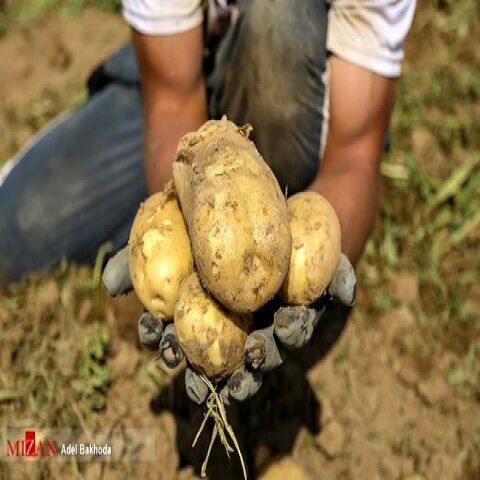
[174,272,252,380]
[173,118,291,313]
[128,184,193,319]
[280,192,341,305]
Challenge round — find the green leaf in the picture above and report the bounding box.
[428,154,480,209]
[450,210,480,246]
[91,242,113,290]
[0,390,21,402]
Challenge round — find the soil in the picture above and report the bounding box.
[0,5,479,480]
[0,7,128,162]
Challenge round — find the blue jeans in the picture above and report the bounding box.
[0,0,328,281]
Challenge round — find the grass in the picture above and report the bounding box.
[0,0,121,36]
[0,263,110,420]
[0,0,477,413]
[358,1,480,363]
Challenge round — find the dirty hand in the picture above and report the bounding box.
[102,247,356,404]
[231,252,356,401]
[102,246,184,367]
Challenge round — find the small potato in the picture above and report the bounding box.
[128,183,193,319]
[174,272,252,380]
[280,192,341,305]
[173,118,291,313]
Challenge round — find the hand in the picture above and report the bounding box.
[230,252,356,401]
[102,248,356,404]
[102,247,184,368]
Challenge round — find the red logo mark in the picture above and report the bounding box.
[7,430,57,457]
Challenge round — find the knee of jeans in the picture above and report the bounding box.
[242,0,327,76]
[244,0,327,49]
[213,0,326,120]
[216,0,328,192]
[220,0,327,130]
[0,185,53,282]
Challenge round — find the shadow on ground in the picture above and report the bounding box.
[150,305,350,479]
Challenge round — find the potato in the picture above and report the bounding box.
[174,272,252,380]
[259,457,307,480]
[173,118,292,313]
[128,182,193,319]
[280,191,341,305]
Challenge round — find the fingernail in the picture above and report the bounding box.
[159,325,184,368]
[138,312,163,348]
[274,306,319,349]
[228,367,262,401]
[185,368,208,404]
[245,333,267,369]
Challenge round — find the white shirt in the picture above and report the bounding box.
[122,0,416,78]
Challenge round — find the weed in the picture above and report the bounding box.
[72,328,112,412]
[447,344,480,399]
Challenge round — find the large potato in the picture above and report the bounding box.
[128,183,193,319]
[174,272,252,380]
[280,192,341,305]
[173,118,291,313]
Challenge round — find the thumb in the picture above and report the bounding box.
[102,246,132,296]
[328,252,356,306]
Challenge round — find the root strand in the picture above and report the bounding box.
[192,374,247,480]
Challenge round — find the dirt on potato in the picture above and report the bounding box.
[0,2,479,480]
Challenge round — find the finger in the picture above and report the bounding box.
[137,311,163,349]
[102,246,133,296]
[245,325,284,372]
[274,306,324,350]
[328,252,356,306]
[159,323,185,368]
[185,367,209,405]
[227,366,263,402]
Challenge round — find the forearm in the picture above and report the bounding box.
[310,57,395,264]
[132,27,207,193]
[309,159,380,264]
[143,84,207,192]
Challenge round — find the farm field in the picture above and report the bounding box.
[0,1,479,478]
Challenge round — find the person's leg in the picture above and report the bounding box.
[208,0,329,195]
[0,78,146,281]
[88,43,140,95]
